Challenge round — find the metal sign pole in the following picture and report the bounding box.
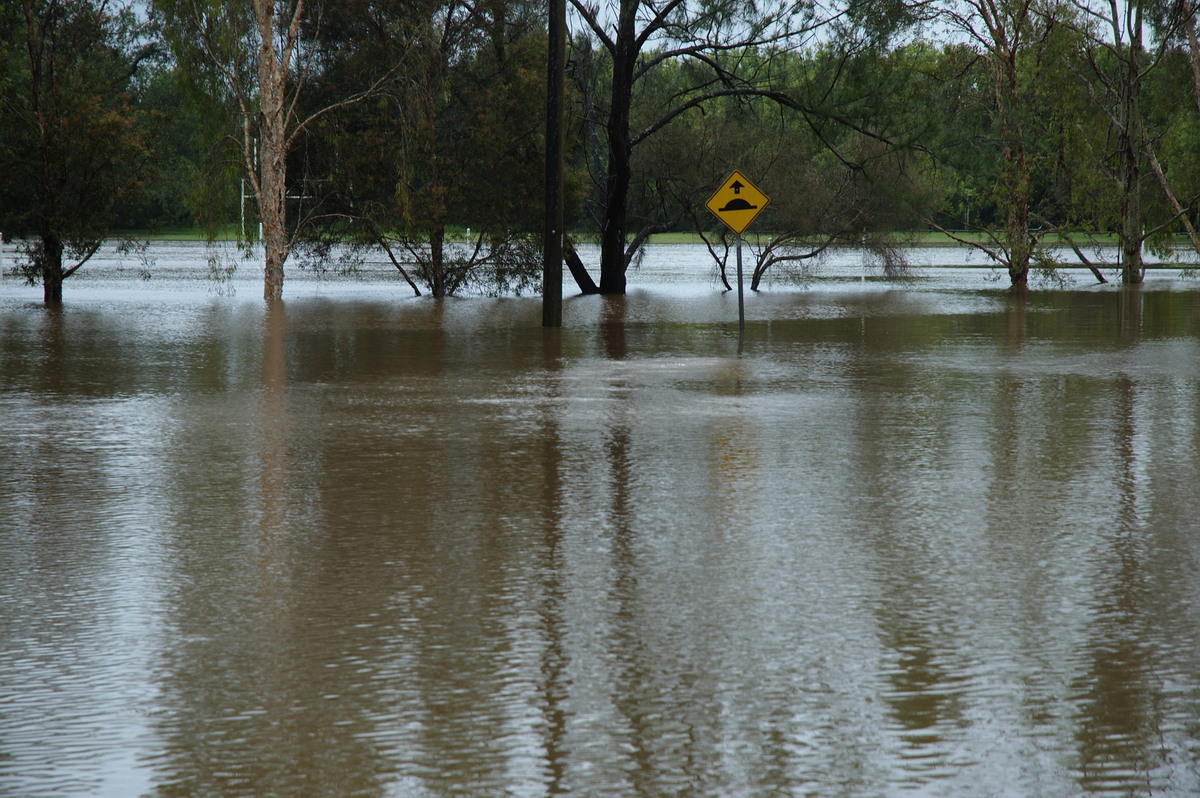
[705,171,767,337]
[736,234,745,332]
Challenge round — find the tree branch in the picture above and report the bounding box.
[567,0,616,53]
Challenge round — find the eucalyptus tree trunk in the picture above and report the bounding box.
[1119,119,1145,285]
[1117,14,1144,285]
[996,47,1032,286]
[1186,1,1200,114]
[945,0,1037,287]
[157,0,405,301]
[255,0,293,302]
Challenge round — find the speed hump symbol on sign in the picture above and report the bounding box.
[705,170,769,235]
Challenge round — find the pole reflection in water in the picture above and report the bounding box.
[2,280,1200,797]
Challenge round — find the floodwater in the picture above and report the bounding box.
[2,242,1200,796]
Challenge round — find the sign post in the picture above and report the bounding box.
[705,171,769,333]
[735,233,744,331]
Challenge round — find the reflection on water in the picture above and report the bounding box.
[3,260,1200,796]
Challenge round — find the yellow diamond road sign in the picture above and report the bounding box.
[705,170,769,235]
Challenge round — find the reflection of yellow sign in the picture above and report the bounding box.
[705,170,769,235]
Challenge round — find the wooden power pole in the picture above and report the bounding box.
[542,0,566,327]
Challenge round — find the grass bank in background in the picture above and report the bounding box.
[112,227,1159,250]
[111,225,242,241]
[643,230,1131,247]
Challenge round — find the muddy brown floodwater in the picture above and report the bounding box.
[2,242,1200,796]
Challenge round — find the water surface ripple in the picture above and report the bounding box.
[2,246,1200,796]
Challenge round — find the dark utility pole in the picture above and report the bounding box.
[542,0,566,327]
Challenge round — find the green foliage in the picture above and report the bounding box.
[4,0,1200,295]
[151,0,274,242]
[296,0,547,296]
[112,62,212,230]
[0,0,155,296]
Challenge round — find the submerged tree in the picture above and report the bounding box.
[565,0,931,294]
[0,0,156,304]
[566,0,842,294]
[1048,0,1190,283]
[154,0,401,301]
[927,0,1047,286]
[689,43,934,290]
[299,0,548,297]
[1141,3,1200,262]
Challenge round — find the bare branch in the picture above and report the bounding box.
[568,0,616,53]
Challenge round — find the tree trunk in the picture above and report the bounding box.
[1113,1,1142,283]
[1120,178,1144,284]
[429,224,446,298]
[1118,34,1144,285]
[564,241,600,293]
[1007,253,1029,288]
[257,0,291,302]
[1002,150,1032,286]
[996,38,1032,286]
[597,0,637,295]
[1001,129,1032,285]
[1185,1,1200,114]
[41,233,64,306]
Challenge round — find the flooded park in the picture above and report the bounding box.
[3,240,1200,796]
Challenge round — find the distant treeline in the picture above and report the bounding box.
[3,0,1199,302]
